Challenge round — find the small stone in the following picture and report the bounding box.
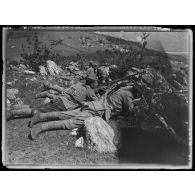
[69,128,78,136]
[43,98,51,104]
[23,70,36,75]
[75,137,84,148]
[30,77,37,82]
[19,64,27,70]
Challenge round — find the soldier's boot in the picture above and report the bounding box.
[28,111,41,128]
[28,126,42,140]
[6,112,13,121]
[7,108,34,120]
[29,120,66,140]
[29,112,62,128]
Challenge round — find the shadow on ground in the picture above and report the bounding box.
[117,127,189,166]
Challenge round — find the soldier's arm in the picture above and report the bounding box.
[126,96,134,112]
[87,88,99,101]
[43,83,65,93]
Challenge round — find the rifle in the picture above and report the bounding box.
[153,90,188,96]
[56,75,72,81]
[68,69,86,79]
[108,71,144,85]
[94,70,146,94]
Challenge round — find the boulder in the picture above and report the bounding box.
[84,117,117,153]
[39,66,48,77]
[7,88,19,100]
[46,60,61,76]
[15,97,24,105]
[19,64,27,70]
[24,70,36,75]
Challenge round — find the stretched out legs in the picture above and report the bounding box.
[37,98,66,113]
[29,108,87,127]
[29,109,95,139]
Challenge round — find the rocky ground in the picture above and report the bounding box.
[5,71,118,167]
[4,68,189,168]
[4,30,190,168]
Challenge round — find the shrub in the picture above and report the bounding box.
[21,33,65,72]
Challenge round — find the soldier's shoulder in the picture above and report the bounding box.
[73,82,85,89]
[118,88,133,96]
[85,84,93,91]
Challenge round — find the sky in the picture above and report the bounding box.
[98,31,191,54]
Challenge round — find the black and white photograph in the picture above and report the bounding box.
[2,26,192,169]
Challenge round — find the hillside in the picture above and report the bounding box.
[4,30,189,167]
[6,30,188,72]
[98,31,190,53]
[6,31,110,63]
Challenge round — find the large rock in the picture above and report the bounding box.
[19,64,27,70]
[84,117,117,153]
[46,60,61,76]
[7,88,19,100]
[39,66,48,77]
[23,70,36,75]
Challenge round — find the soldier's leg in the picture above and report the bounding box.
[37,97,66,113]
[29,108,82,127]
[35,91,57,99]
[7,108,34,120]
[43,83,65,93]
[29,110,95,140]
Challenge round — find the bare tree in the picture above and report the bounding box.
[141,32,151,52]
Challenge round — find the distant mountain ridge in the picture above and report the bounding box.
[97,31,190,54]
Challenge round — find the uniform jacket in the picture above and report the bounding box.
[59,83,98,110]
[107,89,134,116]
[84,88,134,121]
